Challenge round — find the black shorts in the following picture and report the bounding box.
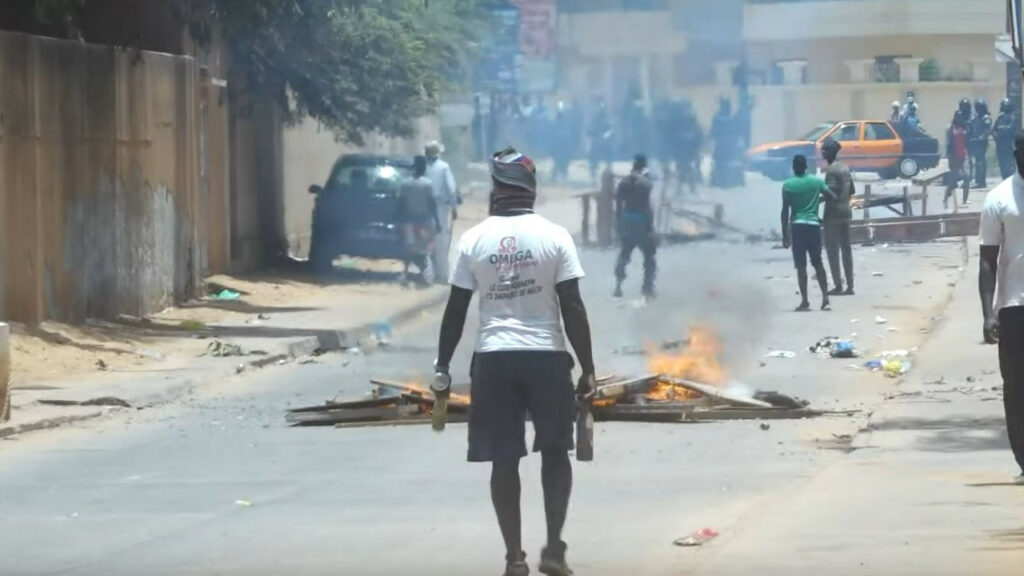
[468,351,576,462]
[790,223,823,270]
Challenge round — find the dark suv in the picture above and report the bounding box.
[308,154,417,274]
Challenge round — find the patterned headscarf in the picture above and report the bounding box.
[491,146,537,196]
[490,146,537,214]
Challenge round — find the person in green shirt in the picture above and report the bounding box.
[781,154,834,312]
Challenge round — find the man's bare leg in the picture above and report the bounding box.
[540,450,574,576]
[795,268,811,311]
[491,459,524,568]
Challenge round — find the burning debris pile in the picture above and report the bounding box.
[287,326,819,428]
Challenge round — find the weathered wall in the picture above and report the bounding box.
[0,31,202,323]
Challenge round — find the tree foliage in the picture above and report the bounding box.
[186,0,485,143]
[21,0,485,144]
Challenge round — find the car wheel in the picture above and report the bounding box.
[897,157,919,179]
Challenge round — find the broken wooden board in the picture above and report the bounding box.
[287,404,423,426]
[595,374,662,401]
[371,379,471,408]
[334,413,469,429]
[848,212,979,244]
[288,396,399,414]
[684,407,823,421]
[592,401,702,423]
[664,378,773,408]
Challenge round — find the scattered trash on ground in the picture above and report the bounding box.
[809,337,858,358]
[759,422,771,431]
[205,340,244,358]
[764,350,796,359]
[95,359,108,371]
[179,319,207,331]
[674,528,719,547]
[872,272,884,277]
[212,289,242,301]
[874,316,888,324]
[257,313,271,320]
[235,499,252,507]
[134,349,164,360]
[345,347,363,355]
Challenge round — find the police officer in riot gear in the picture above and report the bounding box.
[969,99,993,188]
[995,98,1019,180]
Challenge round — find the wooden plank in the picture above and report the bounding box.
[663,377,773,408]
[287,404,421,426]
[849,213,979,243]
[594,374,661,401]
[371,379,471,408]
[334,413,469,430]
[685,407,823,421]
[288,396,399,414]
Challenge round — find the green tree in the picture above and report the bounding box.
[21,0,485,144]
[186,0,484,143]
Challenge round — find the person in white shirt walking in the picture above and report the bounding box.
[434,147,596,576]
[979,130,1024,484]
[425,140,458,283]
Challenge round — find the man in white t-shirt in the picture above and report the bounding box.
[434,147,596,576]
[426,141,458,283]
[979,129,1024,484]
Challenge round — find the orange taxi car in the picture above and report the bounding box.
[746,120,940,181]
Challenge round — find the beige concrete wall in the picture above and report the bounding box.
[0,31,204,323]
[743,0,1004,42]
[747,35,998,84]
[280,116,440,258]
[672,81,1005,148]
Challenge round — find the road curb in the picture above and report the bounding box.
[0,410,104,439]
[0,291,449,440]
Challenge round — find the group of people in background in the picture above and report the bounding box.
[946,96,1020,205]
[890,90,923,133]
[471,91,751,191]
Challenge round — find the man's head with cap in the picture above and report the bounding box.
[490,146,537,215]
[425,140,444,160]
[821,137,841,164]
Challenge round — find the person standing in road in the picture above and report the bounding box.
[979,130,1024,484]
[970,99,993,189]
[434,146,596,576]
[426,140,458,283]
[396,156,441,285]
[781,154,832,312]
[821,138,856,296]
[946,109,970,208]
[994,98,1018,180]
[890,101,902,124]
[613,154,657,299]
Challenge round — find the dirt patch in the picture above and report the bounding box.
[9,322,186,386]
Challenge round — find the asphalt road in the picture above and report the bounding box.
[0,178,970,576]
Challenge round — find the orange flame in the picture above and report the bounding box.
[645,325,726,401]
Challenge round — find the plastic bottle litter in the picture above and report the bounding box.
[212,289,242,301]
[875,316,888,324]
[765,350,796,359]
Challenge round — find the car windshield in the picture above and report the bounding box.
[801,123,835,141]
[330,163,411,192]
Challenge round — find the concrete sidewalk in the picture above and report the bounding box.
[0,283,449,439]
[691,243,1024,576]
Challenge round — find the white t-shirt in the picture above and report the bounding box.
[450,213,585,352]
[980,174,1024,312]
